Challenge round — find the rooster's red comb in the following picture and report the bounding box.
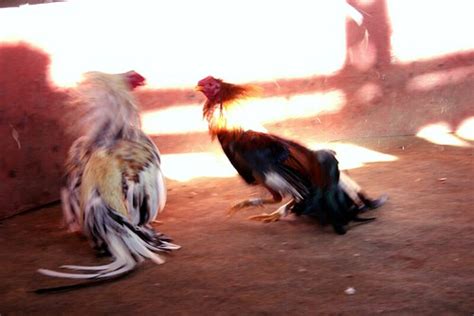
[124,71,146,89]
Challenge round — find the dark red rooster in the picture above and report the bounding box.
[196,76,387,234]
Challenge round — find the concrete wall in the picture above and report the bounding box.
[0,43,71,218]
[1,0,473,218]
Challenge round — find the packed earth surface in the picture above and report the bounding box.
[1,134,473,315]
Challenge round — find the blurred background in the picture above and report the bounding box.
[0,0,473,218]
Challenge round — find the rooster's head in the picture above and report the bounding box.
[124,71,146,90]
[196,76,259,120]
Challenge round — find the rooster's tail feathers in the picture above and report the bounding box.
[38,190,179,280]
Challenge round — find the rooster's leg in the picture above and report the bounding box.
[228,189,282,216]
[247,199,295,223]
[357,192,388,211]
[339,171,364,207]
[340,171,388,211]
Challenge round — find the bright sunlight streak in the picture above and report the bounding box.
[161,152,236,182]
[161,143,397,182]
[141,90,346,135]
[309,142,398,170]
[406,66,474,91]
[416,122,472,147]
[455,116,474,141]
[141,104,207,135]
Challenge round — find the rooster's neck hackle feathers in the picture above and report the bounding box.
[71,71,142,147]
[219,81,258,105]
[204,81,261,137]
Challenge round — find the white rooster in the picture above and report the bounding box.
[38,71,179,282]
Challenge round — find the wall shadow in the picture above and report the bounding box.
[0,42,72,219]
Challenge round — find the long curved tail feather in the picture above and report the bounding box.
[38,190,179,280]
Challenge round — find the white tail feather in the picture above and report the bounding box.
[160,241,181,250]
[38,192,176,280]
[60,261,123,271]
[37,231,161,280]
[38,267,106,279]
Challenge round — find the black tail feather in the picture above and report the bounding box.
[361,193,388,209]
[293,149,384,234]
[352,216,376,222]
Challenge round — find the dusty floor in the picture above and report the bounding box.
[0,136,473,315]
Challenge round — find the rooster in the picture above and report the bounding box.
[38,71,180,282]
[196,76,386,235]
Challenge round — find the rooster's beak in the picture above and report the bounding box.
[194,85,203,92]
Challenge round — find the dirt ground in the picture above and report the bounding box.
[0,135,473,315]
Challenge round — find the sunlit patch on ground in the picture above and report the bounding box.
[309,142,398,170]
[416,122,472,147]
[161,142,397,182]
[161,152,237,182]
[455,116,474,141]
[354,83,382,104]
[406,66,474,91]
